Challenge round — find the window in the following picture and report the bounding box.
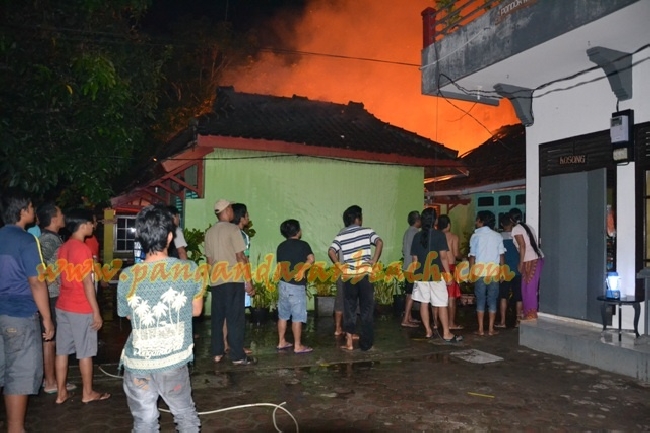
[515,194,526,205]
[498,195,511,206]
[114,216,136,252]
[477,197,494,207]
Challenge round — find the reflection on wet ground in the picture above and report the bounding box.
[4,299,650,432]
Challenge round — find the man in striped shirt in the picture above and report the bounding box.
[328,205,383,351]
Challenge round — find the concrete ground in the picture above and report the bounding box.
[2,304,649,432]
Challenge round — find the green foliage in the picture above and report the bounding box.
[251,278,278,309]
[183,227,207,264]
[0,0,163,204]
[0,1,248,206]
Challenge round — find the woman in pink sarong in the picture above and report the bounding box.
[509,208,544,320]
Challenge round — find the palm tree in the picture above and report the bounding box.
[152,302,169,328]
[171,292,188,323]
[134,299,151,328]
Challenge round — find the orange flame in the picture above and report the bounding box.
[222,0,519,155]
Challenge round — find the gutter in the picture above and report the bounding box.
[426,179,525,197]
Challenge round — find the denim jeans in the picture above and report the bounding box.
[123,365,200,433]
[474,279,499,313]
[343,275,374,351]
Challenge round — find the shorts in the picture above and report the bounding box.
[277,281,308,323]
[447,264,461,298]
[404,281,414,295]
[55,309,98,359]
[499,275,522,302]
[40,296,58,335]
[474,280,499,313]
[0,314,43,395]
[412,280,448,307]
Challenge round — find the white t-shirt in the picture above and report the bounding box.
[511,223,543,262]
[174,226,188,249]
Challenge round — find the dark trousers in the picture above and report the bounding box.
[343,275,374,351]
[211,282,246,361]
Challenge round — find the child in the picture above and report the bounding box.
[55,208,108,404]
[118,204,203,432]
[276,219,315,353]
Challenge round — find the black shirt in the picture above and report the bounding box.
[276,239,314,285]
[410,230,448,282]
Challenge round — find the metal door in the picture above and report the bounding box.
[540,169,606,321]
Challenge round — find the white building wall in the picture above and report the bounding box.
[526,47,650,332]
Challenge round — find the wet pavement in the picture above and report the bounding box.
[2,303,649,432]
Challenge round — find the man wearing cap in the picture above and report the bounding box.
[204,199,256,365]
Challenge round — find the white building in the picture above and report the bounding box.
[421,0,650,377]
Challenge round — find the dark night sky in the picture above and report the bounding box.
[143,0,308,34]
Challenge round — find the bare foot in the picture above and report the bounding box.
[82,391,111,404]
[488,330,500,336]
[56,391,72,404]
[474,330,485,336]
[340,345,355,351]
[351,334,360,340]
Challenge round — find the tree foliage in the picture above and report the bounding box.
[0,0,248,208]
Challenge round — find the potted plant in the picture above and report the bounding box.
[372,262,402,316]
[309,265,337,317]
[250,277,278,325]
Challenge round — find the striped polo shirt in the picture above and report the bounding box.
[329,225,381,275]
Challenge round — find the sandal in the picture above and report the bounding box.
[494,323,506,329]
[443,335,463,343]
[232,356,258,366]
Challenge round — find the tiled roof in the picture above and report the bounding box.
[426,124,525,192]
[189,86,459,160]
[116,87,460,196]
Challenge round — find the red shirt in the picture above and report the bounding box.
[85,235,100,259]
[56,239,94,314]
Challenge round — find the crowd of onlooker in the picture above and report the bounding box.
[0,188,542,432]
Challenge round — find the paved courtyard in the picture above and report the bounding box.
[1,304,649,432]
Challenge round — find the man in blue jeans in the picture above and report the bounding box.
[118,204,204,432]
[328,205,383,352]
[469,210,505,336]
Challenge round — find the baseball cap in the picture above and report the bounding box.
[214,199,232,213]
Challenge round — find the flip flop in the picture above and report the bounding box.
[294,347,313,354]
[474,331,485,336]
[276,343,293,351]
[82,392,111,404]
[488,330,500,336]
[494,324,506,329]
[55,392,75,405]
[340,345,355,351]
[213,355,224,363]
[401,322,419,328]
[449,325,464,330]
[443,335,463,343]
[44,383,76,394]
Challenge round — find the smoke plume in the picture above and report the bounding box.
[222,0,519,154]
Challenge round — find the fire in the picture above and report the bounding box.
[221,0,519,154]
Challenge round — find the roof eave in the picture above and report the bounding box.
[197,135,464,168]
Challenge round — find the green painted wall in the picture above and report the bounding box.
[184,148,424,267]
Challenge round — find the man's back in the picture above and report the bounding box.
[330,225,379,275]
[204,221,246,284]
[117,258,202,374]
[0,225,41,316]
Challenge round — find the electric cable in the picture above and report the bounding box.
[97,364,299,432]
